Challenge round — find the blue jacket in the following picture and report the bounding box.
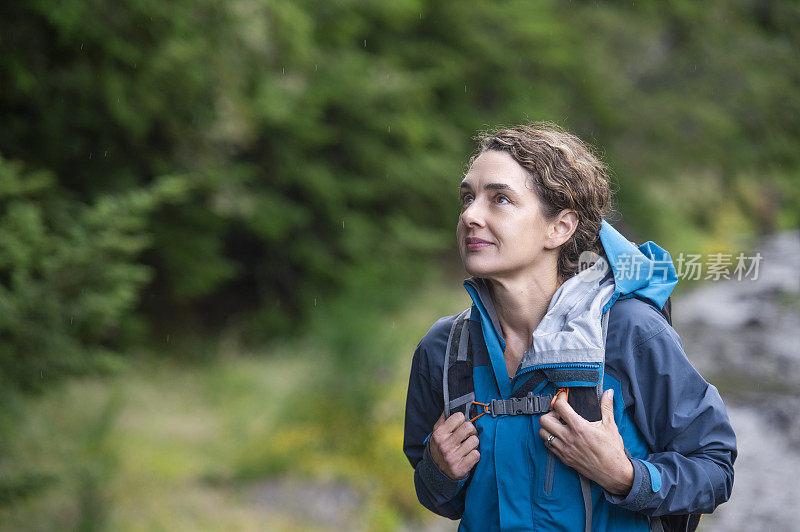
[403,221,736,531]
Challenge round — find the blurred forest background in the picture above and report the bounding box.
[1,0,799,529]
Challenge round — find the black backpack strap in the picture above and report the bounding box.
[565,307,610,424]
[656,513,703,532]
[510,371,547,398]
[443,308,473,418]
[661,296,673,326]
[632,294,672,327]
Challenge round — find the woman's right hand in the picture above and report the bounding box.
[429,411,481,480]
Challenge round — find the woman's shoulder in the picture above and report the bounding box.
[606,296,676,349]
[417,312,463,354]
[412,312,466,387]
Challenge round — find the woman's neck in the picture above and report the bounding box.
[487,268,562,346]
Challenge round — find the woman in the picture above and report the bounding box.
[403,123,736,531]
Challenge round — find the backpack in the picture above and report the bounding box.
[442,295,702,532]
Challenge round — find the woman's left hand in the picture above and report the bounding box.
[538,389,634,496]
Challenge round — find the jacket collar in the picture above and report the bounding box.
[463,220,677,374]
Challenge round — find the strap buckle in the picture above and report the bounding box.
[471,392,557,421]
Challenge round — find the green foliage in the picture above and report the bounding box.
[3,0,800,365]
[0,156,186,391]
[0,376,124,529]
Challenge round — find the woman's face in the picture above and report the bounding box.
[457,150,553,280]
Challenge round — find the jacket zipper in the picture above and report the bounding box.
[544,449,555,495]
[513,361,601,386]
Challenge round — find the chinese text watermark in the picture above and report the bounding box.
[578,251,763,282]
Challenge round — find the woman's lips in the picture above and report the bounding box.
[465,237,493,251]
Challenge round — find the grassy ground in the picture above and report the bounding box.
[0,276,470,531]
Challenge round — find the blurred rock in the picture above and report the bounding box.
[676,230,800,397]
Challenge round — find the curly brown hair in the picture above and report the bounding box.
[470,122,615,282]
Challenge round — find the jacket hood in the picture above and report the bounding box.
[598,219,678,311]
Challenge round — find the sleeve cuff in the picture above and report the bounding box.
[418,434,469,500]
[604,456,659,512]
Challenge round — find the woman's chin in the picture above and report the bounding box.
[462,260,499,278]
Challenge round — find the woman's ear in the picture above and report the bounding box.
[544,210,578,249]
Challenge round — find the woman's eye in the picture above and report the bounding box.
[495,194,510,204]
[461,194,474,206]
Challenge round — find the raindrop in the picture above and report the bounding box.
[315,64,318,71]
[342,220,345,228]
[282,67,285,75]
[387,125,391,133]
[464,85,467,93]
[89,152,93,159]
[104,150,108,158]
[314,297,317,307]
[166,334,170,342]
[364,39,367,47]
[70,316,74,324]
[80,42,84,51]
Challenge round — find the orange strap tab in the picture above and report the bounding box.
[470,402,489,422]
[550,387,569,409]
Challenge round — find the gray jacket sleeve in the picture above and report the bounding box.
[605,309,737,516]
[403,317,469,519]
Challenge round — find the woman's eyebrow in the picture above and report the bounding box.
[485,183,513,191]
[459,182,514,191]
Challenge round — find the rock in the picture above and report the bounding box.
[675,230,800,396]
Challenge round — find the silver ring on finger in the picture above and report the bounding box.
[546,434,556,447]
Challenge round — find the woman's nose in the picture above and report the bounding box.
[460,201,485,227]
